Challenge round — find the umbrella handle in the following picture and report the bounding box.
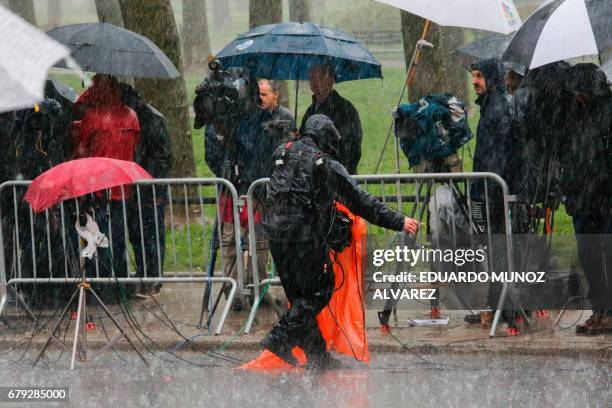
[407,19,430,88]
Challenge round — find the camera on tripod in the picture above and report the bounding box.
[193,59,261,131]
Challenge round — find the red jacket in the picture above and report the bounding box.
[74,105,140,161]
[73,81,141,200]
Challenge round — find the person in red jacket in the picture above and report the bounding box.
[72,74,141,290]
[73,75,140,161]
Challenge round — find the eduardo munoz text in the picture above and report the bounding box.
[369,246,546,301]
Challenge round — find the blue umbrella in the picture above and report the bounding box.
[216,22,382,83]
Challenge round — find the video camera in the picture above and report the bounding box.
[193,59,261,131]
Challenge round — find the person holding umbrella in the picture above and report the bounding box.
[215,22,384,175]
[72,74,141,287]
[120,83,171,298]
[560,64,612,335]
[300,64,363,175]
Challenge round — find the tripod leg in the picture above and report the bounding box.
[70,286,85,370]
[88,287,148,366]
[33,287,79,366]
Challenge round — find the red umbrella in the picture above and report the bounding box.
[24,157,153,213]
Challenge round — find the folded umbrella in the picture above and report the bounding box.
[47,22,179,79]
[24,158,153,213]
[216,22,382,82]
[503,0,612,70]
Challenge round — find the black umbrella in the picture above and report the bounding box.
[47,23,179,79]
[503,0,612,70]
[454,33,526,75]
[456,34,512,61]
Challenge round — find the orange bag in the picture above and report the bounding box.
[240,203,369,370]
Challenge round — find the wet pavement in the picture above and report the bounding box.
[2,283,609,358]
[0,283,610,407]
[0,351,609,407]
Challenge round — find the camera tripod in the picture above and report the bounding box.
[33,220,147,370]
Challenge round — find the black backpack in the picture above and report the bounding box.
[262,139,320,241]
[263,139,353,251]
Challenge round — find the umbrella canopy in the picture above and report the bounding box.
[216,22,382,82]
[0,5,71,113]
[373,0,522,34]
[454,33,526,75]
[24,158,153,213]
[47,23,180,79]
[503,0,612,70]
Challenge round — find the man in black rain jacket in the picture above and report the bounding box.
[510,62,574,209]
[14,98,71,299]
[470,58,515,207]
[560,64,611,335]
[468,59,517,321]
[261,114,418,368]
[300,64,363,174]
[121,83,171,296]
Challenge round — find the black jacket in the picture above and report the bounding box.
[300,90,362,174]
[470,59,516,203]
[264,115,403,242]
[205,106,296,194]
[0,112,17,184]
[121,84,171,179]
[560,65,611,216]
[509,62,574,204]
[15,98,69,180]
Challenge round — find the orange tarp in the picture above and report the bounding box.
[240,203,369,371]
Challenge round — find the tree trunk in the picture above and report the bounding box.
[249,0,282,28]
[289,0,310,23]
[47,0,61,27]
[249,0,289,107]
[211,0,231,31]
[8,0,37,25]
[400,12,467,104]
[94,0,124,26]
[119,0,196,177]
[182,0,211,73]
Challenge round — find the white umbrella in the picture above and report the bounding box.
[503,0,612,70]
[0,5,72,113]
[373,0,522,34]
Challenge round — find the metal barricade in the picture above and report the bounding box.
[0,178,243,335]
[243,172,518,337]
